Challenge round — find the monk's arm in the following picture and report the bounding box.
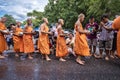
[75,24,89,34]
[40,24,52,35]
[60,33,68,37]
[23,32,32,34]
[13,32,21,36]
[59,30,68,37]
[0,30,10,35]
[78,28,90,34]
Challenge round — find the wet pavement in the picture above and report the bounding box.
[0,52,120,80]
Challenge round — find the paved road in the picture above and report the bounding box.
[0,52,120,80]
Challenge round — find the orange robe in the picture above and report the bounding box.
[56,27,68,57]
[23,26,34,53]
[0,22,7,53]
[112,16,120,57]
[38,25,50,55]
[13,27,24,52]
[74,23,90,56]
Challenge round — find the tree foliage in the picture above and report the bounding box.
[27,0,120,29]
[27,10,44,28]
[3,14,16,27]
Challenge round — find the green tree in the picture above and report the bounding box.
[44,0,120,29]
[27,0,120,29]
[3,14,16,27]
[27,10,43,28]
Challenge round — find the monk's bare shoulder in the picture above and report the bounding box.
[57,25,62,31]
[75,21,80,26]
[40,23,46,28]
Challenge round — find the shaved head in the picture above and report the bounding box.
[0,17,7,23]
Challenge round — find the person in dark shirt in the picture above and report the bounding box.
[85,16,99,57]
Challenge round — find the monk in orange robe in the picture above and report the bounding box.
[74,13,90,65]
[13,22,24,57]
[56,19,68,62]
[38,18,52,61]
[0,17,8,58]
[112,16,120,57]
[23,19,35,59]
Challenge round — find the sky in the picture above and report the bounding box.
[0,0,48,21]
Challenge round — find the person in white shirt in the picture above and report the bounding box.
[97,14,114,60]
[66,33,76,57]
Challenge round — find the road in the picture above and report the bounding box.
[0,51,120,80]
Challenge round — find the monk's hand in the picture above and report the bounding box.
[32,31,37,35]
[7,32,10,35]
[19,34,23,37]
[13,33,19,36]
[47,32,53,35]
[65,33,69,36]
[84,30,90,35]
[86,31,91,35]
[2,30,9,35]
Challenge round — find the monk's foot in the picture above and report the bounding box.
[81,60,85,63]
[28,56,33,60]
[59,58,66,62]
[15,54,19,57]
[110,55,115,59]
[72,53,76,57]
[105,56,109,61]
[76,59,85,65]
[93,54,98,57]
[46,57,51,61]
[0,55,5,59]
[115,55,119,59]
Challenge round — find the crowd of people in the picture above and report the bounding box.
[0,13,120,65]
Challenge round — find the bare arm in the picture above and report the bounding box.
[76,24,90,35]
[100,22,113,31]
[0,30,10,35]
[40,24,50,34]
[102,25,113,31]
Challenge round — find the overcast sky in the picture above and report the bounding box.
[0,0,48,21]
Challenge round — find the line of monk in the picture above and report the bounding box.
[0,13,120,65]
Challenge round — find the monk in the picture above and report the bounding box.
[38,18,51,61]
[74,13,91,65]
[112,16,120,57]
[56,19,68,62]
[23,19,35,59]
[13,22,24,57]
[0,17,8,58]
